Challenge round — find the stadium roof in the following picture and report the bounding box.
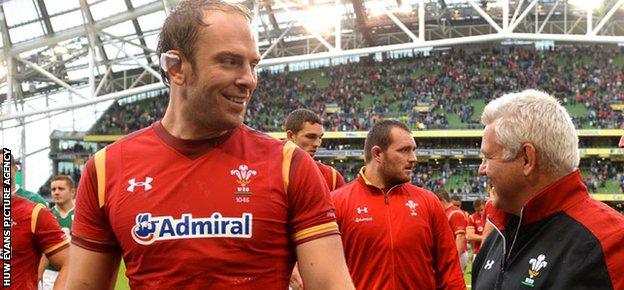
[1,0,624,121]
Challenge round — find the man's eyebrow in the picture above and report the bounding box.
[215,51,242,59]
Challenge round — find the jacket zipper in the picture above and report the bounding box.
[383,185,400,289]
[488,208,524,289]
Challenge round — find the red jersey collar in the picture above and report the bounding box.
[356,166,406,194]
[152,121,237,159]
[490,170,589,230]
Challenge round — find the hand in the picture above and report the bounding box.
[289,264,304,290]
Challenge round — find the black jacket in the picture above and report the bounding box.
[472,171,624,290]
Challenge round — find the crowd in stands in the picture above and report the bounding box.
[91,94,167,135]
[583,160,624,193]
[89,45,624,135]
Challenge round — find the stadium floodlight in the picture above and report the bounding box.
[568,0,604,10]
[300,6,340,34]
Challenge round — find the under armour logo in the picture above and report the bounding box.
[484,260,495,270]
[356,207,368,214]
[127,177,153,192]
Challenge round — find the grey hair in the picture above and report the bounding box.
[481,89,579,176]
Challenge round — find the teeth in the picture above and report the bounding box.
[226,96,246,104]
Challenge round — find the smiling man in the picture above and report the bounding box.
[66,1,353,289]
[331,119,465,289]
[472,90,624,290]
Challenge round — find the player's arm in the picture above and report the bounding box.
[466,226,483,243]
[286,147,354,289]
[33,205,70,290]
[47,247,69,290]
[67,156,122,290]
[38,255,49,283]
[449,212,467,255]
[296,235,354,290]
[455,232,466,256]
[431,201,466,290]
[66,246,121,290]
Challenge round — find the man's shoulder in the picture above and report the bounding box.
[240,125,283,145]
[16,188,48,206]
[565,197,624,246]
[401,183,437,201]
[315,161,333,172]
[330,179,360,200]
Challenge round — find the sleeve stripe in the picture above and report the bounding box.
[43,240,69,255]
[94,148,106,208]
[31,203,45,233]
[282,141,297,193]
[293,221,339,242]
[71,232,118,245]
[331,168,337,191]
[448,210,466,220]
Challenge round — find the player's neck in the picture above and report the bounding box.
[362,164,389,189]
[56,201,74,215]
[161,112,229,140]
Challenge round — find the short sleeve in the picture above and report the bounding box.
[71,158,120,252]
[34,205,69,257]
[430,197,466,289]
[288,148,339,245]
[448,210,467,235]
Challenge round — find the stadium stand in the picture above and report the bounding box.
[88,45,624,135]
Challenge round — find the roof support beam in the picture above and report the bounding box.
[35,0,54,35]
[591,0,624,35]
[16,57,88,100]
[351,0,376,46]
[2,1,162,62]
[124,0,153,65]
[467,0,502,33]
[508,0,539,33]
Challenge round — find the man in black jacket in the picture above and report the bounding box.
[472,89,624,290]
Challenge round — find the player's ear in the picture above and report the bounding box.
[161,50,185,86]
[521,143,537,176]
[372,145,383,162]
[286,130,295,141]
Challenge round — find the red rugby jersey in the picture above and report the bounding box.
[331,169,465,290]
[316,162,345,191]
[72,122,339,289]
[6,195,68,290]
[445,205,468,254]
[482,199,494,222]
[467,212,484,254]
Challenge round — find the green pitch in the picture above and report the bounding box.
[115,262,130,290]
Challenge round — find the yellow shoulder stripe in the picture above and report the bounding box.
[43,240,69,255]
[31,203,45,233]
[94,148,106,208]
[331,168,337,190]
[282,141,298,193]
[293,221,339,242]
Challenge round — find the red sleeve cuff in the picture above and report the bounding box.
[71,234,121,253]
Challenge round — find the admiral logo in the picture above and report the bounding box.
[230,165,256,195]
[131,212,252,245]
[127,177,153,192]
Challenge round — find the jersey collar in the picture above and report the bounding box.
[489,170,589,230]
